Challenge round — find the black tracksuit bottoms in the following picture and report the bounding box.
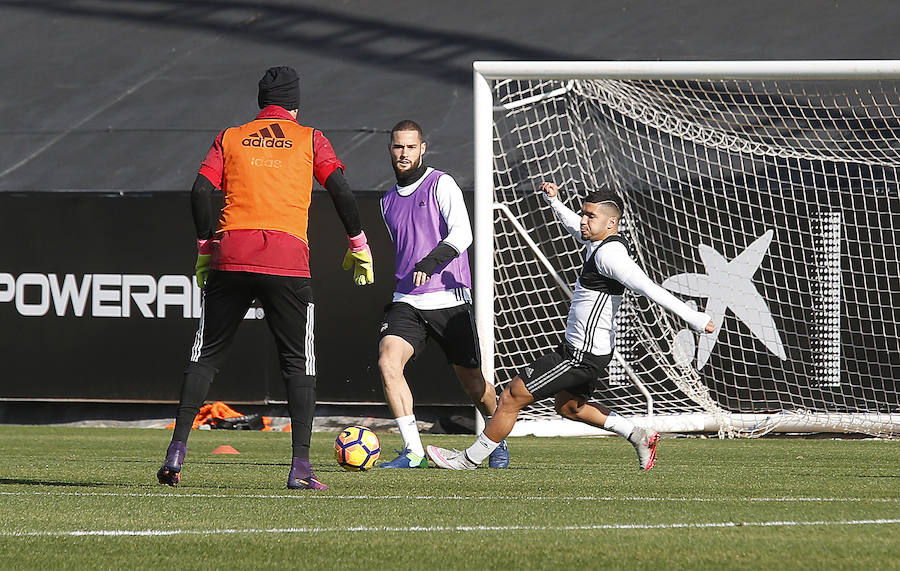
[172,269,317,458]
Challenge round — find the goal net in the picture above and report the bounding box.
[472,61,900,438]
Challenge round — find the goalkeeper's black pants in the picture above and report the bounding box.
[172,270,316,458]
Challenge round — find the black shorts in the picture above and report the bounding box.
[519,342,612,401]
[379,302,481,368]
[190,270,315,378]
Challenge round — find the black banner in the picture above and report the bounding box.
[0,192,467,405]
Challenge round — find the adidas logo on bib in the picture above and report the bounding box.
[242,123,293,148]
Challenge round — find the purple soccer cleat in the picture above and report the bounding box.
[287,457,329,490]
[157,441,186,486]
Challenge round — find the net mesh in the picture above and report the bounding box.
[490,77,900,437]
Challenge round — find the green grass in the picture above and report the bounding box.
[0,426,897,570]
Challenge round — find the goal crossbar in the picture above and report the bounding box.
[474,60,900,80]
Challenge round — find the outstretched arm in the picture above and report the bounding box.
[597,242,714,333]
[539,182,587,244]
[190,173,218,240]
[312,129,373,285]
[189,173,219,289]
[324,169,373,286]
[323,169,362,238]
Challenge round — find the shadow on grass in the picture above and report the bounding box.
[0,478,109,487]
[191,460,288,467]
[1,477,294,492]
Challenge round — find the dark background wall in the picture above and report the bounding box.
[2,0,899,193]
[1,0,899,411]
[0,191,478,406]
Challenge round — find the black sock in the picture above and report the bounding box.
[172,366,215,443]
[285,374,316,458]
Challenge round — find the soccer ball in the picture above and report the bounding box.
[334,426,381,471]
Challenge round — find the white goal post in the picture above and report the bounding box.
[473,61,900,438]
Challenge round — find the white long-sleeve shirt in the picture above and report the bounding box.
[545,194,710,356]
[383,167,473,310]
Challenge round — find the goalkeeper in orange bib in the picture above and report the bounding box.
[427,181,715,471]
[156,66,374,490]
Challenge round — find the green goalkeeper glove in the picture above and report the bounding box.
[195,239,212,289]
[342,232,374,286]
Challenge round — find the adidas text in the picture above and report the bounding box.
[241,138,293,148]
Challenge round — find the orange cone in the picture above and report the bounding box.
[212,445,240,454]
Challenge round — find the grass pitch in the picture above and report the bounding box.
[0,426,897,569]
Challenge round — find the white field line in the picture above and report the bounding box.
[0,491,897,503]
[3,519,900,537]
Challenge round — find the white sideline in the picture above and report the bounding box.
[4,519,899,537]
[1,491,897,503]
[507,415,900,437]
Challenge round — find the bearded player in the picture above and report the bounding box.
[376,120,508,469]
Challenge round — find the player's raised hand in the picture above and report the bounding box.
[540,181,559,198]
[705,320,715,333]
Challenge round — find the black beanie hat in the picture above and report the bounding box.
[257,66,300,110]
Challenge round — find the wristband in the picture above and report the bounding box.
[197,238,212,255]
[348,231,368,253]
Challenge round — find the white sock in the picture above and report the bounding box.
[465,432,500,465]
[603,411,636,439]
[396,415,425,457]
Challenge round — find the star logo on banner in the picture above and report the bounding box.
[662,229,787,370]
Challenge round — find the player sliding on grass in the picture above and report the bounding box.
[428,182,715,471]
